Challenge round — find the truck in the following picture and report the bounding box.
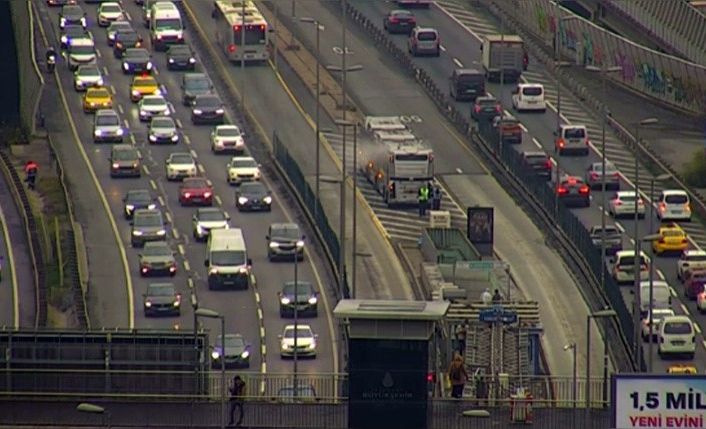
[480,34,524,83]
[361,116,434,207]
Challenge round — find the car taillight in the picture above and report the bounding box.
[579,186,590,194]
[112,163,119,169]
[613,172,620,177]
[557,187,568,195]
[614,201,622,206]
[558,139,565,148]
[495,105,501,113]
[659,202,667,211]
[682,239,688,244]
[390,17,399,23]
[474,106,481,113]
[427,372,435,383]
[641,264,648,271]
[585,139,590,146]
[638,199,644,206]
[184,192,191,198]
[545,160,552,169]
[204,192,212,198]
[658,238,665,244]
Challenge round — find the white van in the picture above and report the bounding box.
[657,189,691,222]
[150,1,184,50]
[554,124,590,156]
[639,280,672,315]
[205,229,251,290]
[658,315,695,359]
[511,83,546,112]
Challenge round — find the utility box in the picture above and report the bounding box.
[420,228,481,264]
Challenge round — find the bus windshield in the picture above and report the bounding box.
[234,24,266,45]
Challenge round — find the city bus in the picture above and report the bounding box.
[213,0,269,63]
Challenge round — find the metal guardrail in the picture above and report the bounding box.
[337,0,637,373]
[0,151,45,328]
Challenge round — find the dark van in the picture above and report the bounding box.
[449,68,485,101]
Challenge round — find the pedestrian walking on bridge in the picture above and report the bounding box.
[448,352,468,399]
[228,375,246,427]
[432,185,442,211]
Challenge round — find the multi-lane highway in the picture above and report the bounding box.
[344,0,706,370]
[36,0,338,376]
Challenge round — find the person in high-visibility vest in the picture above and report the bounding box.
[418,184,430,217]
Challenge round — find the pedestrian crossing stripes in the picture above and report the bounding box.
[434,0,706,250]
[322,132,466,242]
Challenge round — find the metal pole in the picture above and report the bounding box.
[293,250,299,395]
[585,315,591,409]
[315,22,321,216]
[600,66,607,290]
[554,16,561,218]
[220,316,226,429]
[602,326,608,406]
[240,0,246,108]
[633,129,641,367]
[352,125,357,299]
[273,1,278,70]
[572,344,577,408]
[499,18,504,152]
[341,0,348,120]
[339,126,347,298]
[648,178,655,371]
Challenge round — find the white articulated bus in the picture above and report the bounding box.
[213,0,269,63]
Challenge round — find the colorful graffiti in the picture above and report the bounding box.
[614,52,637,82]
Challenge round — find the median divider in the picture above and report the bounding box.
[335,1,638,372]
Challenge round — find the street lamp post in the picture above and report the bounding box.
[76,403,111,428]
[563,343,577,407]
[301,18,325,214]
[585,64,622,292]
[336,119,358,298]
[293,237,305,396]
[586,309,617,408]
[632,118,659,367]
[196,308,226,429]
[240,0,246,108]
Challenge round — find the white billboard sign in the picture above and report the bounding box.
[613,375,706,428]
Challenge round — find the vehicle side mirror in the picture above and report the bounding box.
[314,334,319,338]
[302,235,306,241]
[265,235,270,240]
[224,213,230,221]
[511,88,519,94]
[129,221,134,225]
[552,131,558,136]
[241,131,246,137]
[204,259,209,267]
[247,258,253,266]
[258,164,262,168]
[165,160,170,164]
[277,335,283,339]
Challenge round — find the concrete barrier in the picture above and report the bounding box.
[10,1,43,137]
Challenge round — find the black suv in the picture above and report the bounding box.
[278,281,318,317]
[113,29,143,58]
[59,5,86,29]
[122,48,152,74]
[181,73,213,106]
[143,282,181,317]
[191,94,225,125]
[123,189,156,219]
[167,45,197,71]
[235,182,272,212]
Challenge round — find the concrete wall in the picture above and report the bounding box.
[9,0,43,136]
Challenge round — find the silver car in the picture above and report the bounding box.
[585,161,620,190]
[192,207,230,241]
[73,65,104,91]
[93,109,124,143]
[408,27,440,57]
[138,241,176,276]
[148,116,179,144]
[131,208,167,247]
[138,95,170,122]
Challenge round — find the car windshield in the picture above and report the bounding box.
[392,11,412,18]
[152,118,174,128]
[457,74,482,83]
[143,244,171,256]
[283,282,313,295]
[284,327,312,338]
[273,226,301,239]
[665,194,688,204]
[147,285,174,296]
[113,149,137,160]
[592,162,616,173]
[184,179,209,189]
[241,182,266,195]
[218,127,241,137]
[96,115,119,126]
[619,194,637,202]
[117,31,138,42]
[522,87,543,96]
[664,322,692,335]
[102,4,121,13]
[109,22,131,32]
[650,310,674,319]
[125,50,149,60]
[618,256,647,267]
[135,77,156,86]
[63,6,83,16]
[197,97,221,107]
[417,31,437,41]
[127,191,150,203]
[198,210,226,222]
[89,89,110,98]
[186,78,211,90]
[564,128,586,139]
[478,98,497,106]
[687,254,706,262]
[663,230,683,237]
[70,44,94,55]
[232,159,257,168]
[210,250,246,266]
[142,97,165,106]
[594,227,619,235]
[134,213,162,227]
[525,154,548,163]
[217,336,244,348]
[170,154,193,164]
[169,46,191,56]
[78,68,100,78]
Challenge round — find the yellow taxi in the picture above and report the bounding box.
[82,87,113,113]
[652,222,689,255]
[129,75,160,102]
[667,364,697,375]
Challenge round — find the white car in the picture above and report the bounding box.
[148,116,179,144]
[641,308,675,341]
[511,83,546,112]
[227,156,261,185]
[165,152,197,181]
[211,125,245,154]
[66,38,96,71]
[97,2,124,27]
[657,189,691,222]
[677,249,706,281]
[138,95,170,122]
[192,207,230,241]
[279,324,317,358]
[658,315,695,359]
[608,191,645,219]
[612,250,650,284]
[73,65,103,91]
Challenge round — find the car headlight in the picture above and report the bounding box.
[146,62,153,70]
[144,301,152,307]
[238,197,248,205]
[211,351,220,360]
[281,343,289,350]
[149,134,157,142]
[308,297,318,305]
[80,17,86,26]
[189,168,196,174]
[209,268,218,275]
[269,242,279,249]
[168,58,175,63]
[96,78,104,86]
[196,225,204,234]
[154,88,161,96]
[254,171,261,178]
[125,204,134,211]
[193,109,202,115]
[171,134,178,141]
[239,267,248,274]
[189,57,196,63]
[61,35,68,44]
[132,230,143,236]
[235,138,244,147]
[109,33,116,40]
[263,196,272,204]
[308,343,316,350]
[116,128,124,137]
[131,90,140,96]
[94,129,103,136]
[163,109,170,115]
[157,230,166,236]
[240,350,250,359]
[60,17,66,25]
[123,63,130,70]
[173,300,180,307]
[280,297,291,305]
[296,240,305,249]
[147,204,156,210]
[139,110,147,116]
[216,108,224,114]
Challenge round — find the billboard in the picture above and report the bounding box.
[467,207,494,245]
[613,374,706,428]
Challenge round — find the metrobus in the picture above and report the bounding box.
[213,0,269,63]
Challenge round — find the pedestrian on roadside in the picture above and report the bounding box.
[474,368,488,406]
[492,289,503,303]
[228,375,246,427]
[480,288,492,304]
[432,185,442,211]
[418,183,430,217]
[455,321,467,356]
[448,352,468,399]
[24,160,38,190]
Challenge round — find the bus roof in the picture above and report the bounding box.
[215,0,267,26]
[374,129,418,143]
[365,116,408,131]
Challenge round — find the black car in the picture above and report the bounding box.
[59,5,86,29]
[181,73,213,106]
[167,45,197,71]
[122,48,153,74]
[123,189,156,219]
[143,282,181,317]
[278,281,318,318]
[113,29,143,58]
[235,182,272,212]
[471,96,501,121]
[522,151,552,180]
[589,225,623,255]
[60,24,88,49]
[191,94,225,125]
[383,10,416,34]
[211,334,251,369]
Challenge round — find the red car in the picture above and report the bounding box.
[684,269,706,300]
[179,178,213,206]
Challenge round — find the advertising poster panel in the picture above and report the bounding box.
[613,374,706,428]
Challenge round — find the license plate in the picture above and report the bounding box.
[245,54,255,59]
[465,89,476,94]
[528,100,537,104]
[672,341,685,346]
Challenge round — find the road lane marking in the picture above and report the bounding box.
[695,323,702,334]
[681,303,690,316]
[109,85,116,95]
[455,168,463,174]
[118,104,124,114]
[215,195,222,206]
[439,44,446,52]
[129,134,136,145]
[198,164,205,174]
[257,308,263,321]
[96,49,102,58]
[142,165,150,176]
[158,196,165,206]
[670,286,677,297]
[173,228,180,240]
[165,211,173,224]
[702,340,706,351]
[184,135,191,145]
[519,123,528,132]
[176,118,183,128]
[190,149,198,159]
[657,270,665,281]
[150,179,157,190]
[103,66,109,76]
[178,244,185,255]
[123,119,130,129]
[615,223,625,233]
[183,260,191,271]
[260,326,265,338]
[125,12,131,21]
[531,137,542,149]
[187,278,194,289]
[452,57,463,68]
[253,291,260,304]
